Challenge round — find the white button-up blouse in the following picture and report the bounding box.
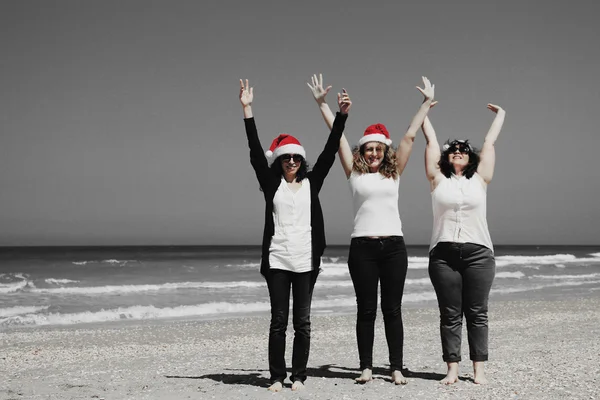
[430,173,493,252]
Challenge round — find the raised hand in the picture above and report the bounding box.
[307,73,332,104]
[416,76,435,102]
[239,79,253,107]
[479,103,505,183]
[487,103,505,115]
[337,88,352,114]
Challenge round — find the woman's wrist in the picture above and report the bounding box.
[242,105,253,118]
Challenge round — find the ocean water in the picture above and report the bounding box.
[1,245,599,330]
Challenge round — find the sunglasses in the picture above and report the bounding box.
[449,144,471,154]
[281,154,303,163]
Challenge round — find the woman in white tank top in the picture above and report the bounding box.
[307,74,435,385]
[421,103,506,385]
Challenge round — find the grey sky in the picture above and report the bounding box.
[1,0,599,246]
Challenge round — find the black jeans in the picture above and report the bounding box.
[428,242,495,362]
[266,269,316,383]
[347,236,408,371]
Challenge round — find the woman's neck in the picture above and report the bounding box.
[283,173,297,183]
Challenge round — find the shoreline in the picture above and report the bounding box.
[3,287,599,334]
[2,297,599,399]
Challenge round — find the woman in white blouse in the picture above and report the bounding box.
[308,74,435,385]
[421,103,506,385]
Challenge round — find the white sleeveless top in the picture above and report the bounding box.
[269,178,313,273]
[430,173,493,252]
[348,171,403,238]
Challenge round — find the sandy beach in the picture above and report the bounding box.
[1,297,599,400]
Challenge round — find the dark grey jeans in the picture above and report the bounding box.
[428,242,495,362]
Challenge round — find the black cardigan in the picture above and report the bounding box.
[244,112,348,279]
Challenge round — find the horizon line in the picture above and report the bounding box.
[1,244,598,249]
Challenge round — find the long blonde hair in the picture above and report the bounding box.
[352,144,399,179]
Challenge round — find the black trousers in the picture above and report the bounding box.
[266,269,316,383]
[428,242,495,362]
[347,236,408,371]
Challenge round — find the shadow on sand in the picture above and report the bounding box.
[330,365,448,382]
[166,371,271,387]
[166,364,451,388]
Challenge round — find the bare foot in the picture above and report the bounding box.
[267,381,283,392]
[473,361,488,384]
[355,368,372,383]
[291,381,305,391]
[391,370,408,385]
[440,362,459,385]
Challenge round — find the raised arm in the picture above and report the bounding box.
[477,103,506,184]
[310,111,350,192]
[240,79,271,190]
[307,73,335,130]
[421,111,444,191]
[396,77,435,175]
[307,73,353,178]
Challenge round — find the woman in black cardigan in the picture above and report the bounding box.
[239,79,351,392]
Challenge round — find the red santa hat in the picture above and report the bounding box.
[265,134,306,164]
[358,123,392,147]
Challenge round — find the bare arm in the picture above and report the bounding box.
[307,73,335,130]
[307,73,353,178]
[396,77,435,175]
[477,103,506,184]
[421,113,444,191]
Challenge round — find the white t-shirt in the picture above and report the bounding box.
[269,177,313,273]
[430,173,493,252]
[348,171,403,238]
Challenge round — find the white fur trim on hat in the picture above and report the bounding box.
[358,134,392,147]
[267,143,306,162]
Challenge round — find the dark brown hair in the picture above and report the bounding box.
[269,155,309,182]
[438,139,480,179]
